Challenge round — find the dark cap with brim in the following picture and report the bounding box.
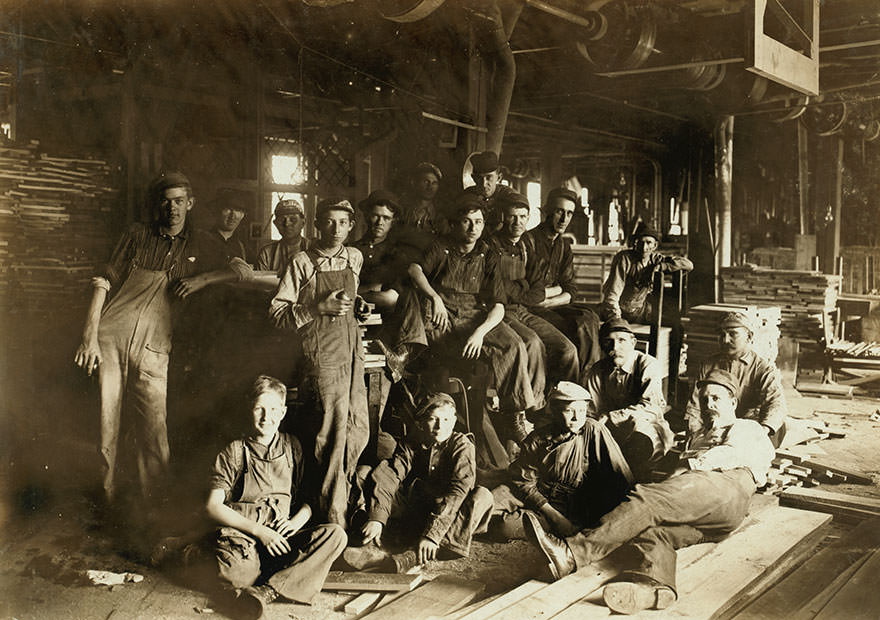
[632,221,661,241]
[471,151,500,175]
[212,188,249,213]
[697,368,739,397]
[599,317,634,340]
[501,191,531,211]
[358,189,400,215]
[149,171,191,195]
[545,187,580,209]
[413,392,457,420]
[448,192,486,220]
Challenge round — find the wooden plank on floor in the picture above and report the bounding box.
[322,572,423,592]
[812,549,880,620]
[736,517,880,619]
[345,592,383,614]
[790,552,873,620]
[781,487,880,512]
[361,576,484,620]
[451,580,546,620]
[547,504,830,619]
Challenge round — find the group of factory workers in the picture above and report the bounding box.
[74,152,787,619]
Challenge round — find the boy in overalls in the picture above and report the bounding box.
[205,375,346,619]
[269,198,370,526]
[75,171,247,509]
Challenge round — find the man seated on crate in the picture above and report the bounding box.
[522,368,774,615]
[343,392,493,573]
[488,381,632,541]
[407,192,539,451]
[684,311,787,445]
[524,187,603,374]
[599,221,693,324]
[582,318,674,481]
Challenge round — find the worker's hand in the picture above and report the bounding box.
[354,296,371,322]
[316,289,353,317]
[74,337,102,376]
[272,518,301,539]
[430,295,451,333]
[463,331,485,360]
[256,524,292,557]
[361,520,384,546]
[173,275,209,298]
[417,537,439,564]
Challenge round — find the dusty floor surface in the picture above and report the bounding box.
[2,378,880,620]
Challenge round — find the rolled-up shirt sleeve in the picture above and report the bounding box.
[269,254,316,330]
[101,226,139,290]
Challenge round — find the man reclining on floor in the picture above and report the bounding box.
[344,392,494,572]
[522,368,774,615]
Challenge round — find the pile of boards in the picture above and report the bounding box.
[683,303,781,375]
[765,447,872,494]
[720,265,840,342]
[0,140,117,317]
[826,339,880,359]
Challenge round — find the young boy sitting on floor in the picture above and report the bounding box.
[344,392,494,572]
[205,375,346,619]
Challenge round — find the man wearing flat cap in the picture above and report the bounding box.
[525,187,603,374]
[600,220,693,324]
[463,150,519,236]
[258,198,307,275]
[523,366,774,614]
[270,197,370,526]
[75,171,245,510]
[193,187,249,272]
[401,162,445,239]
[583,318,674,481]
[347,392,493,573]
[490,381,632,541]
[684,311,787,442]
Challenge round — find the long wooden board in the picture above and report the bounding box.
[322,572,423,592]
[780,487,880,512]
[813,549,880,619]
[737,517,880,619]
[546,505,829,619]
[452,580,546,620]
[362,576,485,620]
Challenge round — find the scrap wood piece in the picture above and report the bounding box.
[322,571,423,592]
[799,458,874,485]
[781,488,880,513]
[361,575,484,620]
[738,517,880,619]
[812,549,880,620]
[450,580,546,620]
[548,505,830,619]
[345,592,383,614]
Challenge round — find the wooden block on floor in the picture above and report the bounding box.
[322,572,423,592]
[362,576,484,620]
[738,517,880,619]
[452,580,546,620]
[345,591,384,614]
[812,549,880,619]
[547,503,830,619]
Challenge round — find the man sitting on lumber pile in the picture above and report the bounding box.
[344,392,493,573]
[684,311,787,445]
[522,368,774,615]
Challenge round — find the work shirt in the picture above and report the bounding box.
[367,431,476,545]
[353,233,417,292]
[685,350,787,434]
[257,238,306,274]
[600,249,693,321]
[419,237,504,311]
[524,221,577,301]
[682,418,774,486]
[209,432,304,525]
[269,245,363,331]
[486,233,545,307]
[99,221,195,290]
[511,420,632,524]
[462,184,519,235]
[192,228,248,272]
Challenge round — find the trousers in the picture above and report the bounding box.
[565,468,754,594]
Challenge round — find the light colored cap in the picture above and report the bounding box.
[547,381,592,402]
[275,198,304,216]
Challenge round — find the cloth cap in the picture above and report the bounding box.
[545,187,580,209]
[632,221,660,241]
[471,151,500,175]
[358,189,400,215]
[599,317,634,339]
[315,197,355,218]
[275,198,304,217]
[212,188,249,213]
[500,191,530,211]
[697,368,739,397]
[415,162,443,180]
[548,381,592,403]
[413,392,457,420]
[149,171,191,196]
[720,311,754,334]
[448,192,487,220]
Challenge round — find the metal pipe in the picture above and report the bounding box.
[523,0,603,33]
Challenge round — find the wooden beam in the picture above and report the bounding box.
[813,549,880,619]
[362,576,485,620]
[321,572,423,592]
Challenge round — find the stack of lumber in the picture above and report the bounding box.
[0,140,117,317]
[720,265,840,341]
[683,303,781,375]
[735,517,880,619]
[360,311,386,369]
[764,448,873,495]
[826,339,880,359]
[780,488,880,522]
[570,244,618,304]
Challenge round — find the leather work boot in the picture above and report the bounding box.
[603,579,676,614]
[391,549,421,574]
[375,341,409,383]
[511,410,533,442]
[234,584,279,620]
[341,544,393,571]
[521,510,576,580]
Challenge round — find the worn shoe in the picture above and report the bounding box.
[391,549,421,574]
[341,544,393,571]
[603,579,676,614]
[376,341,409,383]
[521,510,576,580]
[511,410,534,442]
[234,584,279,620]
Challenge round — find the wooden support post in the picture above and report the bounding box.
[714,115,734,301]
[797,119,808,235]
[832,136,843,269]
